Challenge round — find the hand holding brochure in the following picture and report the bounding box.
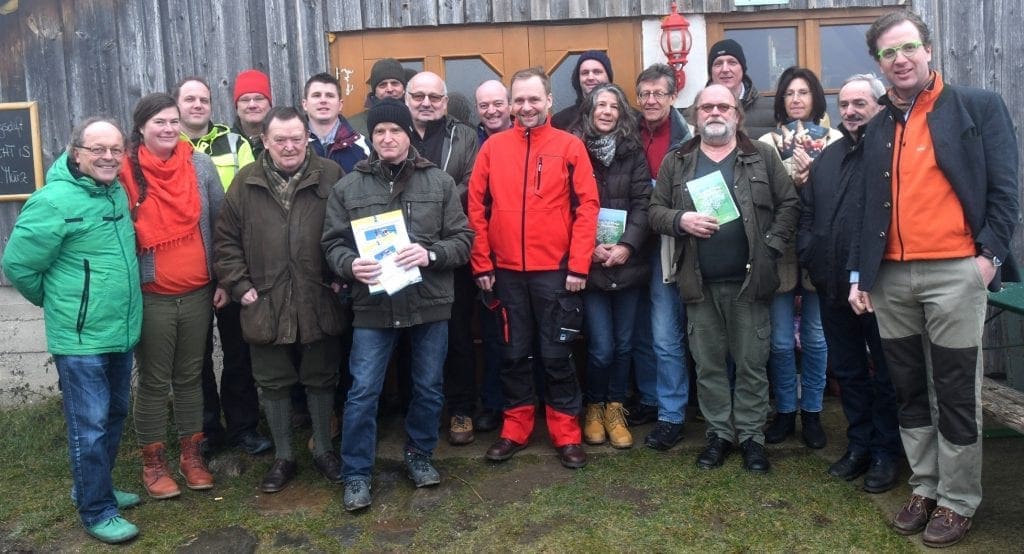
[686,170,740,225]
[350,209,423,295]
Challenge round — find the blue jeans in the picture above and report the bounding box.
[649,253,689,424]
[768,290,827,413]
[584,288,640,403]
[341,321,447,481]
[55,351,133,527]
[631,289,658,407]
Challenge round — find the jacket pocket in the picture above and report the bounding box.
[240,287,277,345]
[545,290,583,343]
[76,259,91,344]
[316,283,351,337]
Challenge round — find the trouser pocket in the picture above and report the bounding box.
[547,291,583,344]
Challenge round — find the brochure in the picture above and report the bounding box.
[596,208,627,245]
[686,170,740,225]
[771,120,829,160]
[350,209,422,295]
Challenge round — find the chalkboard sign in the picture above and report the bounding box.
[0,102,44,201]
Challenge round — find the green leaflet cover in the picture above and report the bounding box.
[596,208,627,244]
[687,170,740,225]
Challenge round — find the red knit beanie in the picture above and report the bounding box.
[233,69,272,104]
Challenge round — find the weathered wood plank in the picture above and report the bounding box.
[20,0,71,162]
[983,377,1024,435]
[438,0,465,25]
[326,0,362,31]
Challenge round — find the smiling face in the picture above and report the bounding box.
[838,80,882,134]
[510,75,552,129]
[578,59,609,96]
[475,80,511,134]
[371,122,411,164]
[637,76,677,127]
[236,93,271,128]
[176,80,212,136]
[141,106,181,158]
[875,20,932,98]
[710,55,744,96]
[783,77,812,121]
[590,90,621,135]
[264,116,308,173]
[73,122,125,185]
[405,73,448,127]
[302,81,342,125]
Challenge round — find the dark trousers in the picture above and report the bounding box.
[444,266,479,416]
[201,302,261,444]
[819,298,900,458]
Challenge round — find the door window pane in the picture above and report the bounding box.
[725,28,797,94]
[444,58,501,127]
[820,24,877,89]
[549,54,581,115]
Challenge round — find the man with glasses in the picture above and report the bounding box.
[231,69,273,157]
[849,11,1019,547]
[649,84,798,474]
[3,118,142,544]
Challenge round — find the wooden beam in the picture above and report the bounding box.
[982,377,1024,435]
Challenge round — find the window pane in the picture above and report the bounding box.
[549,53,581,115]
[400,60,424,74]
[443,58,501,127]
[725,28,797,94]
[820,24,877,89]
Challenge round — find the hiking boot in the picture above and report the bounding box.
[343,478,372,511]
[178,432,214,490]
[404,450,441,487]
[740,438,771,473]
[625,402,658,426]
[583,403,606,445]
[922,506,972,548]
[604,402,633,449]
[448,414,475,446]
[85,515,138,544]
[800,410,827,449]
[764,411,796,444]
[141,443,181,499]
[892,493,937,535]
[644,421,684,451]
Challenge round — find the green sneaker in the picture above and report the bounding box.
[85,515,139,544]
[113,488,142,510]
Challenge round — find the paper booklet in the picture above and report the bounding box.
[686,170,740,225]
[596,208,627,245]
[771,119,829,160]
[350,209,422,295]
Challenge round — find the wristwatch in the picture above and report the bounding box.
[981,247,1003,267]
[428,250,437,265]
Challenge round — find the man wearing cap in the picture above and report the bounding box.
[348,58,408,138]
[232,68,273,157]
[551,50,613,134]
[705,39,775,139]
[322,99,473,511]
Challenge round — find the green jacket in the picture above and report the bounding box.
[2,153,142,354]
[183,123,255,190]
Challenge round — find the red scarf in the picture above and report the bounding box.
[120,140,201,252]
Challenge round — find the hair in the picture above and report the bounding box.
[510,67,551,95]
[260,106,308,135]
[170,76,211,103]
[67,116,124,154]
[865,10,931,60]
[772,66,827,124]
[635,63,678,96]
[691,85,746,130]
[304,72,342,98]
[579,84,640,146]
[128,92,179,220]
[841,73,886,100]
[446,92,473,124]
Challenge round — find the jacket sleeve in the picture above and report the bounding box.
[1,193,63,307]
[973,92,1020,262]
[321,176,361,282]
[764,147,800,255]
[430,171,474,269]
[196,154,225,235]
[648,155,684,237]
[213,174,253,300]
[467,142,494,276]
[618,151,652,252]
[568,141,599,277]
[453,125,479,210]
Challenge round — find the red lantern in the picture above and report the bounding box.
[660,2,692,89]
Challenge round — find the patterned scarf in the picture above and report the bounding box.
[120,140,200,252]
[260,148,311,212]
[586,134,617,167]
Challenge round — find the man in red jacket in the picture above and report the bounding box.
[468,67,600,469]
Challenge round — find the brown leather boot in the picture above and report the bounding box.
[178,433,214,490]
[141,442,181,499]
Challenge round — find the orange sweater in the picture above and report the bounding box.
[885,75,976,262]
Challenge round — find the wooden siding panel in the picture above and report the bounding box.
[438,0,466,25]
[464,1,492,24]
[21,0,71,161]
[327,0,362,30]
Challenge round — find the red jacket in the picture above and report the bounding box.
[468,119,599,277]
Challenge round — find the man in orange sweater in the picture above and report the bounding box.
[849,11,1019,548]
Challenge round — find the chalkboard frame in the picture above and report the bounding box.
[0,101,44,201]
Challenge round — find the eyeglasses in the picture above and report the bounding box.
[697,103,737,114]
[638,91,670,101]
[238,94,268,105]
[74,144,126,158]
[269,137,307,147]
[877,40,924,61]
[784,89,811,99]
[408,92,446,103]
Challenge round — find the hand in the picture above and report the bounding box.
[240,287,258,306]
[394,243,430,269]
[848,282,874,315]
[603,244,631,267]
[352,258,382,285]
[566,275,586,292]
[476,274,495,291]
[330,281,342,294]
[213,287,230,309]
[792,147,812,186]
[591,244,612,263]
[975,255,997,286]
[680,211,720,239]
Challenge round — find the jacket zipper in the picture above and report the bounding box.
[76,259,91,344]
[535,157,543,194]
[521,128,532,270]
[106,190,133,348]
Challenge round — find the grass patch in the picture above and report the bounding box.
[0,399,910,552]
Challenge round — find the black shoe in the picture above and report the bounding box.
[644,421,684,451]
[740,438,770,473]
[696,434,732,469]
[312,451,343,484]
[234,430,272,455]
[625,403,658,426]
[863,456,899,493]
[474,409,502,433]
[764,411,796,444]
[261,459,298,493]
[800,410,827,449]
[828,451,871,481]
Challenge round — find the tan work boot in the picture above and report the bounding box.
[604,402,634,449]
[141,442,181,499]
[583,403,606,445]
[178,432,214,490]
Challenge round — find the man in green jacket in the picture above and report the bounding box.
[2,118,142,544]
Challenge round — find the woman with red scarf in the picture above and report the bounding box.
[120,93,224,499]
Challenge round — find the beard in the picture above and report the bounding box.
[699,119,736,145]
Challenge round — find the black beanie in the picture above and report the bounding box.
[366,58,407,89]
[707,39,748,75]
[571,50,614,100]
[366,98,412,136]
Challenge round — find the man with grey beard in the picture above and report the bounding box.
[649,84,799,474]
